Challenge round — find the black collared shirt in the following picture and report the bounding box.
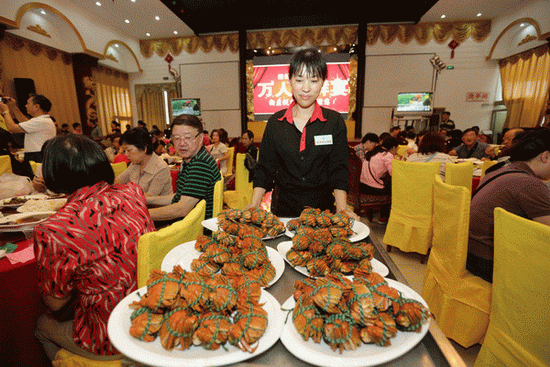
[254,106,349,194]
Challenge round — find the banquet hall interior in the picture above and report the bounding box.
[1,0,549,366]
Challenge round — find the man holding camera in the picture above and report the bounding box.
[0,94,56,164]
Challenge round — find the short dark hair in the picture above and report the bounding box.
[61,123,69,128]
[418,131,446,154]
[390,126,401,133]
[243,130,254,139]
[509,129,550,162]
[361,133,379,145]
[42,134,114,194]
[120,127,153,154]
[462,128,478,136]
[30,94,52,113]
[171,114,203,133]
[73,123,81,129]
[289,48,327,81]
[443,111,451,117]
[153,140,166,151]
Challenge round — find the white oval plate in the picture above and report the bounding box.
[280,279,431,367]
[0,193,50,208]
[161,240,285,288]
[277,240,389,278]
[201,217,290,240]
[0,211,55,230]
[285,219,370,243]
[108,288,284,367]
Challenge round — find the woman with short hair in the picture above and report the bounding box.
[406,131,454,179]
[34,134,154,361]
[115,127,172,196]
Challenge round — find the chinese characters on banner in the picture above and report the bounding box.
[466,92,489,102]
[253,63,350,116]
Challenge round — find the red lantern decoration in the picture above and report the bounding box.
[448,40,459,59]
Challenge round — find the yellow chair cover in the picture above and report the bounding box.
[29,160,40,175]
[111,162,127,179]
[224,146,235,177]
[212,178,223,217]
[0,155,12,175]
[421,176,492,348]
[475,208,550,367]
[52,349,122,367]
[137,200,206,288]
[480,160,497,178]
[223,153,253,209]
[396,144,408,159]
[382,160,440,255]
[445,161,473,192]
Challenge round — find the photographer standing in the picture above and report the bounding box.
[0,94,56,165]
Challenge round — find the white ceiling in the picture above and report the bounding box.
[68,0,535,40]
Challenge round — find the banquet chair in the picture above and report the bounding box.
[111,162,127,179]
[137,200,206,288]
[480,160,497,178]
[212,178,223,217]
[223,153,253,209]
[421,175,492,348]
[347,146,391,221]
[474,208,550,367]
[382,160,440,262]
[52,349,123,367]
[0,155,12,175]
[29,160,40,175]
[224,146,235,178]
[445,161,473,192]
[396,144,408,159]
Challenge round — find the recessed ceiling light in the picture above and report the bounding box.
[146,32,151,37]
[520,23,525,27]
[125,19,130,24]
[477,13,482,17]
[131,0,136,2]
[115,44,119,48]
[173,31,178,35]
[40,10,46,15]
[441,15,446,19]
[95,2,101,6]
[155,16,160,21]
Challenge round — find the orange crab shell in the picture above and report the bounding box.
[129,307,164,342]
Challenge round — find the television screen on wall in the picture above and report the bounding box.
[171,98,201,118]
[396,92,433,114]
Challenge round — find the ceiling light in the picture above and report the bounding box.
[173,31,178,35]
[155,16,160,21]
[115,44,119,48]
[125,19,130,24]
[96,2,101,6]
[441,15,446,19]
[146,32,151,37]
[131,0,136,2]
[520,23,525,27]
[477,13,482,17]
[40,10,46,15]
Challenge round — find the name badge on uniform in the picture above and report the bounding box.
[314,134,333,146]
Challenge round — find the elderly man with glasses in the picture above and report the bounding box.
[146,114,221,225]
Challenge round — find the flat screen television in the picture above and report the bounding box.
[396,92,433,115]
[171,98,201,117]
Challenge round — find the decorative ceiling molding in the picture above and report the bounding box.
[103,40,143,73]
[27,24,50,38]
[15,2,104,59]
[486,17,543,60]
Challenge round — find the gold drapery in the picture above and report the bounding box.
[92,66,132,134]
[135,83,177,131]
[499,44,550,129]
[0,33,79,128]
[139,22,490,58]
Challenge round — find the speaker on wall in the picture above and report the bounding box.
[13,78,36,114]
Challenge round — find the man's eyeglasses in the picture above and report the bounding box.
[171,132,201,144]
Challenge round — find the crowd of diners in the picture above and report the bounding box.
[0,48,549,362]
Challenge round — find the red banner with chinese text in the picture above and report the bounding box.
[253,62,350,116]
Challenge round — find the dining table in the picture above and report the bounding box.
[115,217,468,367]
[0,206,50,367]
[223,223,468,367]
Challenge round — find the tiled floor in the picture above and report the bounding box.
[365,218,481,367]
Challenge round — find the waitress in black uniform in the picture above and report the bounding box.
[247,48,358,219]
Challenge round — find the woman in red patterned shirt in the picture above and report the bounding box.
[34,134,155,361]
